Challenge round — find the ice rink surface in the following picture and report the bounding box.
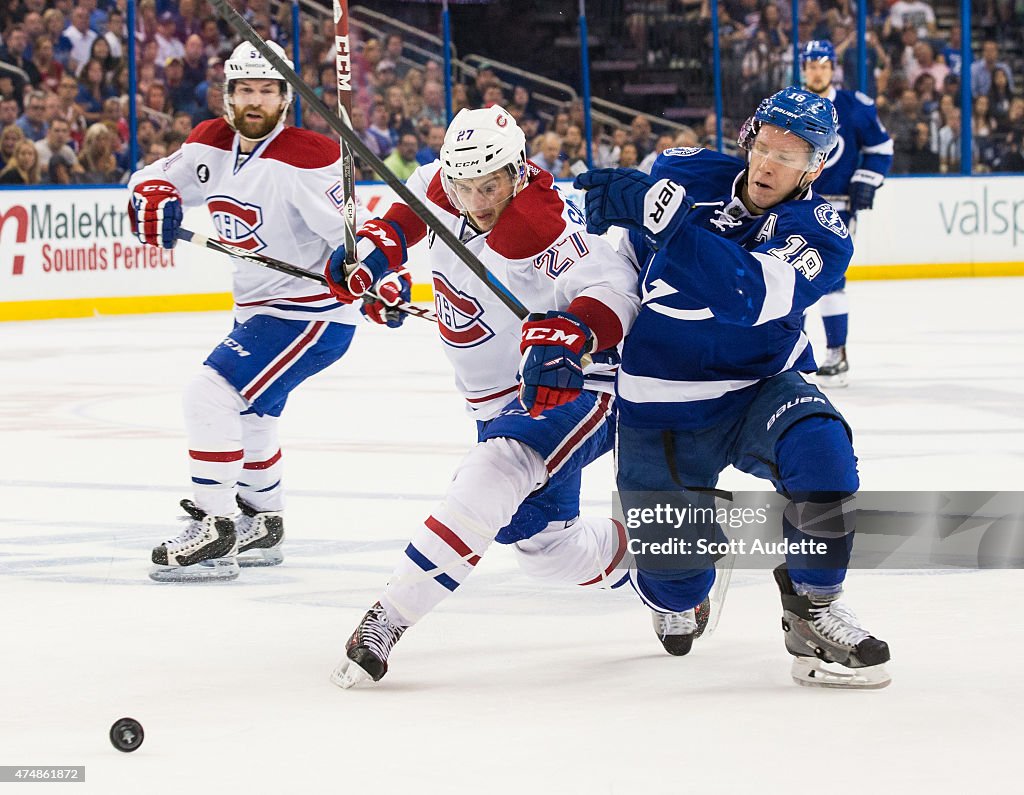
[1,277,1022,794]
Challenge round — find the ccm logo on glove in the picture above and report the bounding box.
[522,326,586,347]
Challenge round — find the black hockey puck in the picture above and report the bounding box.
[109,718,144,752]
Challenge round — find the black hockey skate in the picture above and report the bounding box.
[652,597,710,656]
[815,346,849,388]
[235,495,284,567]
[774,565,890,688]
[330,602,408,689]
[150,500,238,582]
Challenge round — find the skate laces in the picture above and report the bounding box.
[653,609,697,637]
[809,600,870,647]
[355,603,406,661]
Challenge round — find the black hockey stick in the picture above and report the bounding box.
[176,228,438,322]
[208,0,529,320]
[332,0,358,269]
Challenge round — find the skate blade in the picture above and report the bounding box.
[329,659,375,690]
[815,372,848,389]
[149,556,240,582]
[237,547,284,567]
[706,550,735,637]
[791,657,891,689]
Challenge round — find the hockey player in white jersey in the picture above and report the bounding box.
[128,41,362,582]
[322,107,647,687]
[575,87,891,688]
[801,40,894,386]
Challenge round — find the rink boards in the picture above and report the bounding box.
[1,174,1022,321]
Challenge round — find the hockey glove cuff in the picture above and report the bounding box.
[849,170,883,213]
[518,311,593,418]
[129,179,183,249]
[574,168,691,249]
[325,218,408,304]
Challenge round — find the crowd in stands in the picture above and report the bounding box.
[692,0,1024,172]
[1,0,1022,186]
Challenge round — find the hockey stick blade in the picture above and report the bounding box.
[208,0,528,320]
[176,228,437,323]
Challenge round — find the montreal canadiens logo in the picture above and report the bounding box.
[814,203,848,239]
[433,274,494,348]
[208,196,267,251]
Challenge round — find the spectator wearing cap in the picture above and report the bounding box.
[62,5,97,74]
[368,101,393,158]
[164,57,198,117]
[155,11,185,65]
[373,59,399,94]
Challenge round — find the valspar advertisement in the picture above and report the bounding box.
[2,175,1022,321]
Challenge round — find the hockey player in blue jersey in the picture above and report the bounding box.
[574,87,891,688]
[801,39,894,386]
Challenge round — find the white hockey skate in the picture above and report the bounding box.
[150,500,239,582]
[330,602,407,689]
[774,565,891,689]
[815,346,849,388]
[235,496,284,567]
[652,596,710,656]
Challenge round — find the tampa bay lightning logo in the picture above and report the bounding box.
[663,147,702,158]
[814,203,849,239]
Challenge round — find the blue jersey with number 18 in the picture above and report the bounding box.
[617,147,854,430]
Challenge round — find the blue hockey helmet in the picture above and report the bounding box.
[800,40,836,65]
[738,86,840,170]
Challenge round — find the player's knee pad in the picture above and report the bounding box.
[817,289,849,318]
[776,415,858,495]
[441,437,548,542]
[182,365,249,426]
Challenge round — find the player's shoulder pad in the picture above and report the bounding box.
[186,118,234,149]
[487,163,567,260]
[779,196,853,245]
[262,126,340,169]
[651,147,744,200]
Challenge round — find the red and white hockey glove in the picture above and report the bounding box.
[361,267,412,328]
[128,179,183,249]
[518,311,593,418]
[325,218,408,304]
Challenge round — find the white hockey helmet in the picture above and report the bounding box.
[439,107,528,213]
[223,40,293,134]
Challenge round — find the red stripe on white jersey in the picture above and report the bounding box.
[235,293,336,307]
[425,515,481,566]
[546,392,613,475]
[241,321,327,403]
[578,520,628,586]
[243,449,282,470]
[464,385,519,404]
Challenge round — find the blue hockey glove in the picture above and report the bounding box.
[361,268,412,328]
[573,168,691,249]
[325,218,407,304]
[518,311,592,418]
[129,179,182,248]
[849,169,884,213]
